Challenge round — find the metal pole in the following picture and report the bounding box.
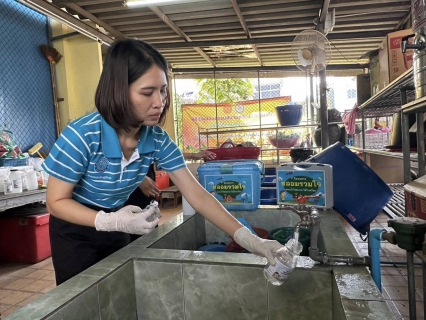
[423,260,426,320]
[310,72,314,123]
[401,89,411,185]
[417,111,425,177]
[319,69,329,149]
[214,70,219,147]
[407,251,417,320]
[361,109,366,162]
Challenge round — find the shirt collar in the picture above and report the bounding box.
[101,117,122,158]
[101,117,156,157]
[138,126,155,154]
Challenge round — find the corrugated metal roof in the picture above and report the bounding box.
[50,0,411,73]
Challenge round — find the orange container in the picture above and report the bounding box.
[155,171,170,190]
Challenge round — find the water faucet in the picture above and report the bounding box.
[283,205,316,228]
[283,205,370,266]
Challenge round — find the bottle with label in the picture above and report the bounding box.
[9,170,23,193]
[263,238,303,286]
[3,178,13,195]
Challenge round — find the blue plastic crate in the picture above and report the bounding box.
[0,157,28,167]
[197,160,264,211]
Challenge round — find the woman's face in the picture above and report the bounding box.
[129,64,168,126]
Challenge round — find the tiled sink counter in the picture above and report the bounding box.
[5,207,396,320]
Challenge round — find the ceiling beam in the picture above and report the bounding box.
[230,0,263,66]
[64,3,127,40]
[148,5,217,67]
[16,0,115,45]
[152,30,394,49]
[395,10,411,29]
[171,64,367,73]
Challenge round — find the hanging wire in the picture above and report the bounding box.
[329,40,350,63]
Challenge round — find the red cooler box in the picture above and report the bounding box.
[404,175,426,220]
[0,205,51,263]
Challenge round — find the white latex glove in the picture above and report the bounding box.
[95,205,159,235]
[233,226,283,265]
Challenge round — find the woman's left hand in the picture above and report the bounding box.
[140,176,160,198]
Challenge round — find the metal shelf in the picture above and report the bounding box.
[359,67,415,118]
[383,183,405,219]
[0,189,46,212]
[402,95,426,114]
[348,147,421,162]
[198,122,343,136]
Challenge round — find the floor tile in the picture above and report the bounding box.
[383,284,423,302]
[24,279,54,293]
[0,290,34,305]
[16,293,43,307]
[3,278,36,290]
[392,300,425,318]
[23,269,53,280]
[0,277,16,287]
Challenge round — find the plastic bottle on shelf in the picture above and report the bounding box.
[263,236,303,286]
[3,178,13,195]
[9,170,23,193]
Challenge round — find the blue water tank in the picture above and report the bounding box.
[309,142,393,234]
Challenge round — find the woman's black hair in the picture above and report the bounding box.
[95,39,170,131]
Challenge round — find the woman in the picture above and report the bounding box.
[42,39,281,285]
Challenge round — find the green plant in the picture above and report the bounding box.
[196,78,254,103]
[269,129,300,139]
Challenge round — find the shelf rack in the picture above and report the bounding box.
[0,189,46,212]
[359,67,415,117]
[198,121,332,163]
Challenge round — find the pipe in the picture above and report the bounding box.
[380,261,423,266]
[369,229,387,292]
[407,251,417,320]
[423,261,426,320]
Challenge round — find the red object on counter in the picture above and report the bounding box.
[205,147,260,161]
[0,213,51,263]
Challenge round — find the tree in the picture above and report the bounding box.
[196,78,254,103]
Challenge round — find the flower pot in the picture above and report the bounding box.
[275,104,303,126]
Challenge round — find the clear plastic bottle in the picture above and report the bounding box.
[3,178,13,195]
[263,238,303,286]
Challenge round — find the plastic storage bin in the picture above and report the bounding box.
[309,142,393,235]
[197,160,264,211]
[276,163,333,209]
[0,204,51,263]
[0,157,28,167]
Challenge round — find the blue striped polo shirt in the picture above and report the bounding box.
[42,112,186,209]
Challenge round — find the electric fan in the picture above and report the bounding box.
[291,30,332,74]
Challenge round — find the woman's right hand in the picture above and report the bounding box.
[233,226,283,265]
[94,205,159,235]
